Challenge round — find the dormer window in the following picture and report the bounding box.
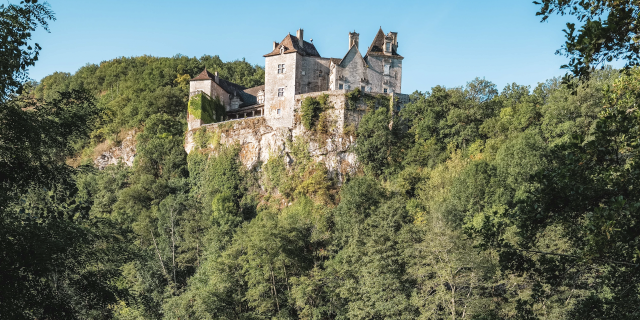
[278,64,285,74]
[386,42,391,52]
[280,46,285,54]
[257,90,264,104]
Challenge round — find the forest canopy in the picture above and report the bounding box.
[2,1,640,319]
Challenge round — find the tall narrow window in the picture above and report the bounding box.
[278,64,285,74]
[385,42,391,52]
[339,84,344,90]
[384,64,390,75]
[278,88,284,97]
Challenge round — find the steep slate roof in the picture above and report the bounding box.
[365,27,403,58]
[264,34,321,57]
[191,68,258,107]
[191,68,216,81]
[217,78,247,96]
[243,84,265,97]
[237,85,265,107]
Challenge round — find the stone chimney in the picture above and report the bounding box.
[214,71,219,84]
[349,31,359,49]
[273,41,278,50]
[296,29,304,48]
[390,32,398,46]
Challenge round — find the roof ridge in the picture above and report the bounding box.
[264,31,321,57]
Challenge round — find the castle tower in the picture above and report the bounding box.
[364,28,403,94]
[263,29,324,128]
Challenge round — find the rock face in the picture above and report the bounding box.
[185,92,363,181]
[94,130,137,170]
[185,116,359,182]
[184,91,407,182]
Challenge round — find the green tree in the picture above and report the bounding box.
[0,0,54,100]
[535,0,640,80]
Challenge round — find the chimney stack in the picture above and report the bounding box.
[273,41,278,50]
[214,71,219,84]
[349,31,359,49]
[296,29,304,48]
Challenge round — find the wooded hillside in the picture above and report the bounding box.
[2,1,640,319]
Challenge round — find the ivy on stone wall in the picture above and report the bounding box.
[345,87,362,110]
[188,93,226,124]
[301,94,330,130]
[345,87,392,110]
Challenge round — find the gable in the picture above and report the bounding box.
[339,45,366,69]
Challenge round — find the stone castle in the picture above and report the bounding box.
[185,28,408,175]
[187,27,405,131]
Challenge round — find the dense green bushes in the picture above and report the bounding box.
[300,94,329,130]
[5,4,640,316]
[25,54,264,161]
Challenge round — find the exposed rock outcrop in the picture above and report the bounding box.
[94,130,137,170]
[185,115,359,182]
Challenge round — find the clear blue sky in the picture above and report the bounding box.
[28,0,614,93]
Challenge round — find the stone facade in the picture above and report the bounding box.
[185,28,408,178]
[184,90,407,181]
[187,27,404,132]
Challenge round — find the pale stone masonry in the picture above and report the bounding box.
[185,28,408,179]
[187,27,406,131]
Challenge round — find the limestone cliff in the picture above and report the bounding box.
[184,90,406,181]
[94,129,137,170]
[184,116,359,182]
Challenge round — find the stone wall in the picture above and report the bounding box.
[184,89,408,182]
[298,56,331,94]
[185,90,367,181]
[366,55,403,94]
[332,47,368,92]
[264,53,298,128]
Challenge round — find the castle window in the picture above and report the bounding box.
[361,86,365,91]
[277,109,282,115]
[278,88,284,97]
[257,90,264,104]
[339,84,343,90]
[384,88,388,93]
[278,64,285,74]
[385,42,391,52]
[318,70,322,76]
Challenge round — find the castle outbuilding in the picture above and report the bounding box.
[187,27,405,131]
